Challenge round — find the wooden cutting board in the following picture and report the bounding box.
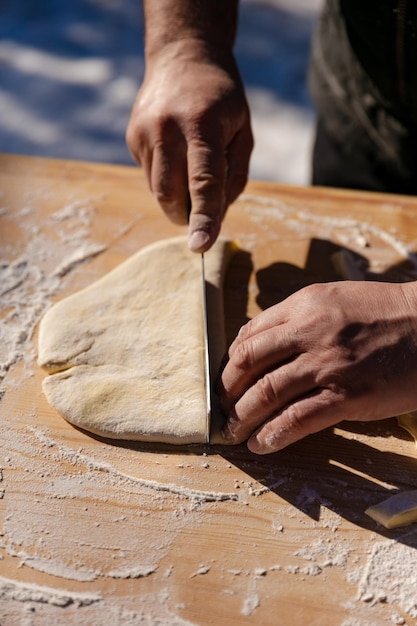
[2,154,417,625]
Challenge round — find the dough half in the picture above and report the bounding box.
[38,236,235,444]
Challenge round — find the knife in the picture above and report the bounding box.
[201,252,211,442]
[187,193,211,441]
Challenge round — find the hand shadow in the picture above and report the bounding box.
[223,247,253,344]
[216,236,417,546]
[219,422,417,549]
[256,236,417,313]
[256,237,364,310]
[83,236,417,549]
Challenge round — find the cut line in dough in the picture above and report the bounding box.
[38,236,236,445]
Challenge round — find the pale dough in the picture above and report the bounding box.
[364,412,417,529]
[38,236,235,444]
[365,490,417,529]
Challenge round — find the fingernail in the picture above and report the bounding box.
[188,229,211,252]
[247,433,262,454]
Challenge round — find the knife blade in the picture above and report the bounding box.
[201,252,211,441]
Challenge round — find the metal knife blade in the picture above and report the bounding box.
[201,253,211,441]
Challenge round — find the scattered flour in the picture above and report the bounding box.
[3,188,417,623]
[241,593,260,617]
[0,197,107,385]
[107,565,157,580]
[238,194,417,279]
[356,537,417,619]
[0,576,198,625]
[0,575,101,607]
[190,565,210,578]
[51,242,107,278]
[29,426,240,504]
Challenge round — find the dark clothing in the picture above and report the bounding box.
[310,0,417,194]
[341,0,417,125]
[312,117,416,194]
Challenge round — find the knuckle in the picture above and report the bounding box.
[154,186,176,207]
[134,111,178,147]
[187,103,218,131]
[154,115,177,141]
[237,322,252,342]
[227,173,248,204]
[125,124,135,150]
[257,372,279,407]
[285,402,305,432]
[125,123,143,158]
[189,170,225,199]
[234,340,255,372]
[187,141,226,197]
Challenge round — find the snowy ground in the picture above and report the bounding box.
[0,0,324,185]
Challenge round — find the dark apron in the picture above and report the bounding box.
[309,0,417,193]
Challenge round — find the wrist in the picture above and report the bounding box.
[143,0,239,62]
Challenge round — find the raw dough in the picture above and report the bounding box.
[363,413,417,529]
[365,490,417,529]
[38,236,235,444]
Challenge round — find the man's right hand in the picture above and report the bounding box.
[126,2,253,253]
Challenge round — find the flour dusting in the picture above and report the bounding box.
[241,593,260,617]
[0,197,107,386]
[0,575,101,607]
[356,537,417,619]
[238,194,417,280]
[3,183,417,623]
[29,426,240,504]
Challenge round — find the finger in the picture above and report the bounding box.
[247,388,342,454]
[225,124,254,206]
[150,137,189,225]
[222,355,317,444]
[219,326,299,413]
[187,138,227,253]
[227,307,290,359]
[126,120,153,182]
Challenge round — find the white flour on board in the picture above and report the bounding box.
[29,426,240,504]
[354,535,417,618]
[0,575,101,607]
[0,197,108,386]
[237,194,417,280]
[2,192,417,622]
[0,576,199,626]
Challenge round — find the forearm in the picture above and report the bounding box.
[143,0,240,61]
[128,0,252,253]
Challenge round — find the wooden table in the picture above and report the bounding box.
[2,154,417,625]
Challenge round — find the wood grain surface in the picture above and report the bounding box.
[2,154,417,625]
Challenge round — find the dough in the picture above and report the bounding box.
[365,490,417,529]
[38,236,235,444]
[364,413,417,528]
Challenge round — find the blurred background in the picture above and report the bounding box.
[0,0,323,185]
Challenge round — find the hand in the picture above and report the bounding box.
[126,40,253,252]
[219,281,417,453]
